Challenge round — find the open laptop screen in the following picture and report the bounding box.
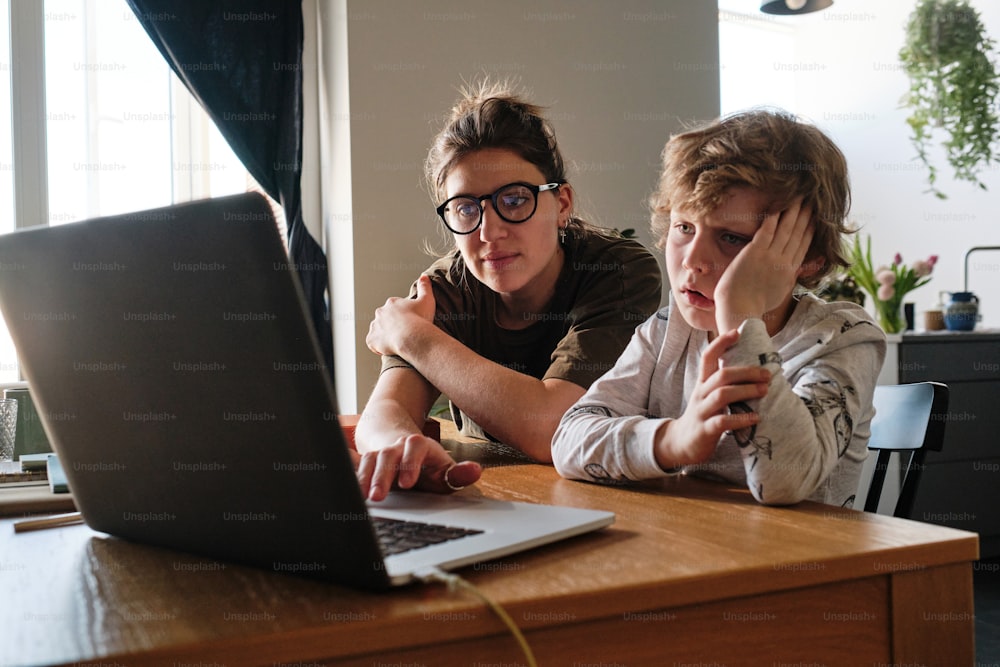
[0,193,393,588]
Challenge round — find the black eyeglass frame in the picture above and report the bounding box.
[435,181,562,235]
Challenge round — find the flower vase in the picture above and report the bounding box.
[875,301,905,334]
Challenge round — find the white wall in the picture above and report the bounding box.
[723,0,1000,330]
[323,0,721,411]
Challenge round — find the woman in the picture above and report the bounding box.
[355,82,661,500]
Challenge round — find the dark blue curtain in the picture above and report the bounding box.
[126,0,333,377]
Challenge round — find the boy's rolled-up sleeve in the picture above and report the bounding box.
[551,317,670,484]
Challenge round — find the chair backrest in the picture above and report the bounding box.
[863,381,949,519]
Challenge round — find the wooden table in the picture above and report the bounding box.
[0,428,978,666]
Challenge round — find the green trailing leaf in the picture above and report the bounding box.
[900,0,1000,198]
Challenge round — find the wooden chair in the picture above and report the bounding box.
[863,381,949,519]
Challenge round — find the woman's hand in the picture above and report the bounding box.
[355,433,483,502]
[653,330,769,468]
[367,275,437,357]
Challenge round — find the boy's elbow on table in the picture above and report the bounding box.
[749,477,817,506]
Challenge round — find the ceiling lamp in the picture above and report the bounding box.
[760,0,833,14]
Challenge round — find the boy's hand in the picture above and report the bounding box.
[367,275,437,357]
[654,330,769,468]
[355,434,483,501]
[714,198,814,334]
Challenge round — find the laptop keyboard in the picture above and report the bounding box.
[373,516,484,556]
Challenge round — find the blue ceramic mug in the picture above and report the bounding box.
[943,292,979,332]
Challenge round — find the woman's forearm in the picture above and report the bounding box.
[355,368,438,453]
[396,322,584,461]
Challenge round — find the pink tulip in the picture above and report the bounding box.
[876,269,896,285]
[894,253,903,265]
[928,255,939,266]
[912,260,932,277]
[877,284,895,301]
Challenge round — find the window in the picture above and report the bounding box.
[718,8,798,115]
[0,2,11,226]
[0,0,13,381]
[0,0,253,383]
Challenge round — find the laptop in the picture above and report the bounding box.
[0,192,613,590]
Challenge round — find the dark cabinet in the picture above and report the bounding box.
[899,332,1000,557]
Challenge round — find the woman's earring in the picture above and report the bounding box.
[559,226,567,244]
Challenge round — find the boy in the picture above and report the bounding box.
[551,109,886,507]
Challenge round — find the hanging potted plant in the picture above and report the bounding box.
[899,0,1000,198]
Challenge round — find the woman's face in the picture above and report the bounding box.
[442,148,572,309]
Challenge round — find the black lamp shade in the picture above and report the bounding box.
[760,0,833,14]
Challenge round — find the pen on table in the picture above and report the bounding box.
[13,512,84,533]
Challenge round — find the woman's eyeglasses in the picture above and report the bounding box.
[435,182,561,235]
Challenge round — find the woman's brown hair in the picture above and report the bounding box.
[425,80,585,232]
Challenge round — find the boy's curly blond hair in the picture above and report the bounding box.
[650,108,852,289]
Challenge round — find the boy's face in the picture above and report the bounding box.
[664,187,774,334]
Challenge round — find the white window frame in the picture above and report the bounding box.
[10,0,48,234]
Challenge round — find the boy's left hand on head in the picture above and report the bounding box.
[714,198,814,333]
